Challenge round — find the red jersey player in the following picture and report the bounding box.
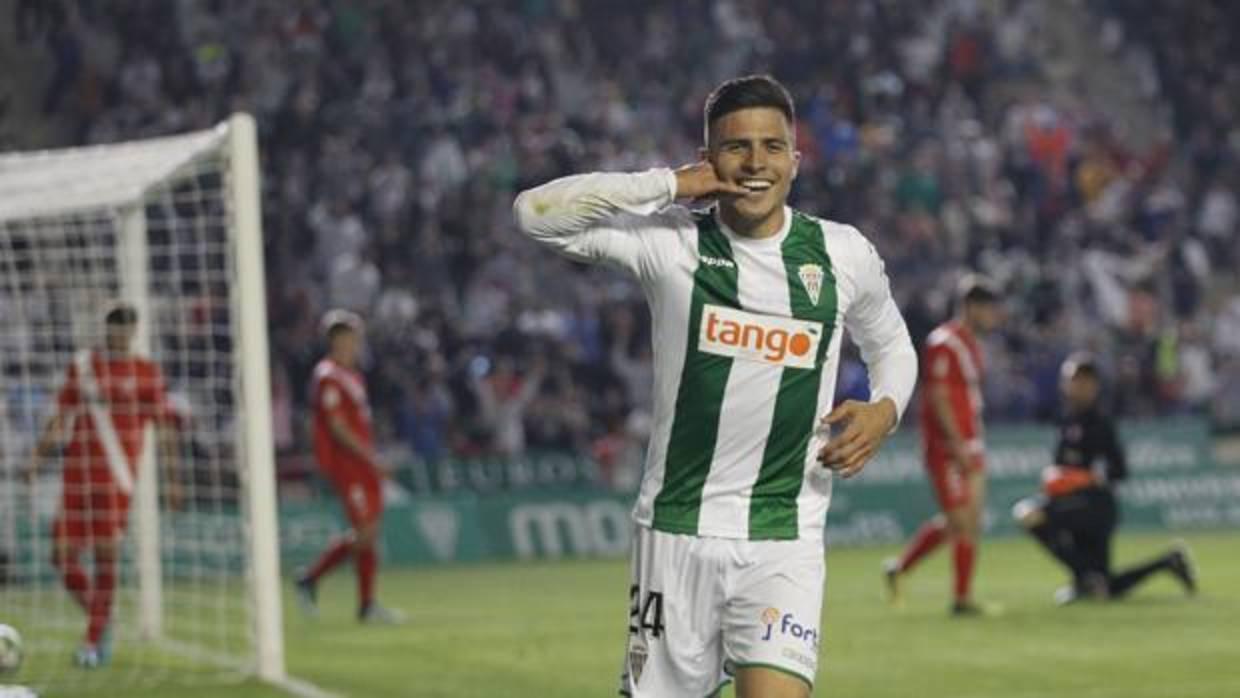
[885,276,1002,615]
[25,303,181,667]
[295,310,403,624]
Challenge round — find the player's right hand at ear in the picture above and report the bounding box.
[673,161,748,201]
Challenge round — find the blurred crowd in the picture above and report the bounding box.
[9,0,1239,483]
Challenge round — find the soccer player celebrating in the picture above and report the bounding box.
[884,276,1001,615]
[515,75,917,698]
[1012,354,1196,603]
[25,303,181,668]
[295,310,403,624]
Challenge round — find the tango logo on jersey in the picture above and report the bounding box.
[699,304,821,369]
[760,608,819,649]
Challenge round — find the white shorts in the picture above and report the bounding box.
[618,524,825,697]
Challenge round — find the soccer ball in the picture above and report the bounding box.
[0,624,22,674]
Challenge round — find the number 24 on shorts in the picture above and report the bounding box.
[628,586,666,638]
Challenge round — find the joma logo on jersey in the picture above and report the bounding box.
[699,255,735,268]
[699,304,821,369]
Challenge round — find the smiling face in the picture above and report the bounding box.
[705,106,800,238]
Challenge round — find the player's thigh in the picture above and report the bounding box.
[620,526,725,698]
[337,476,383,534]
[927,457,971,514]
[723,538,823,694]
[51,516,85,566]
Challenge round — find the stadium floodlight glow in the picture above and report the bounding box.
[0,116,325,697]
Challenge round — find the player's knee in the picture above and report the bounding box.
[1012,498,1045,529]
[51,543,73,569]
[95,540,120,561]
[352,523,379,548]
[943,510,969,537]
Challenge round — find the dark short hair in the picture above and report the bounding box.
[320,308,363,340]
[105,303,137,326]
[957,274,1000,305]
[326,322,356,341]
[704,75,795,138]
[1062,352,1100,382]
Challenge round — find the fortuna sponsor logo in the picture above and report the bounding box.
[759,607,820,649]
[699,255,735,268]
[699,304,822,369]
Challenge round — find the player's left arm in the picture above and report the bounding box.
[144,365,184,508]
[1100,417,1128,484]
[156,422,184,508]
[25,364,80,481]
[819,229,918,477]
[25,412,74,481]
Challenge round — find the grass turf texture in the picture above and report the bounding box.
[26,531,1238,698]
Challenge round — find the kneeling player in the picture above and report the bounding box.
[1012,354,1196,603]
[296,311,403,624]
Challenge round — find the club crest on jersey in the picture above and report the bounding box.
[798,264,824,306]
[628,640,648,686]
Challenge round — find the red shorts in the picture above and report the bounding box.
[55,488,131,544]
[330,473,383,529]
[925,451,986,511]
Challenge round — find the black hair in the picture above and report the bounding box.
[1063,352,1101,382]
[958,274,1000,305]
[326,322,356,341]
[105,303,138,326]
[704,75,795,136]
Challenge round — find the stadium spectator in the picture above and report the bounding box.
[10,0,1238,482]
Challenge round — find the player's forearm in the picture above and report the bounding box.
[851,315,917,432]
[157,427,179,470]
[1105,433,1129,482]
[328,418,376,464]
[862,340,917,430]
[30,413,67,461]
[513,168,675,242]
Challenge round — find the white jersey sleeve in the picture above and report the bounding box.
[840,227,918,424]
[513,168,679,280]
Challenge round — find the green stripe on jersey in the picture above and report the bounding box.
[748,212,837,539]
[652,215,739,534]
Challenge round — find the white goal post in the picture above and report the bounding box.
[0,115,290,691]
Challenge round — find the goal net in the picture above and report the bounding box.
[0,115,286,692]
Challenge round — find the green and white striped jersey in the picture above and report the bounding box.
[515,169,917,541]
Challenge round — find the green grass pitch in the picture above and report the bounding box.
[28,531,1240,698]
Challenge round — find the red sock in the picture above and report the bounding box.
[86,548,117,646]
[304,536,353,583]
[54,550,91,612]
[356,545,376,608]
[953,538,976,602]
[898,519,948,573]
